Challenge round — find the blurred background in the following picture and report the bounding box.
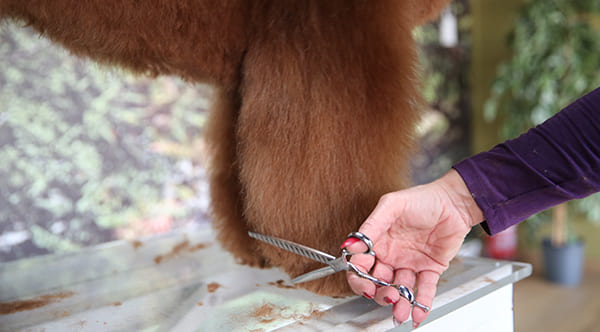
[1,1,600,330]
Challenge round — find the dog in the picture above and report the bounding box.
[1,0,450,296]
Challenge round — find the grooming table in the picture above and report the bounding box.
[0,224,531,331]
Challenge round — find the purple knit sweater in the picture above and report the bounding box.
[453,87,600,235]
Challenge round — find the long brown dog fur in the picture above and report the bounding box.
[1,0,450,296]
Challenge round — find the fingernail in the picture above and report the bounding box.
[340,237,360,249]
[384,296,396,305]
[393,318,403,326]
[362,292,373,299]
[413,322,420,329]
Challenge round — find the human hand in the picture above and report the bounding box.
[343,169,484,328]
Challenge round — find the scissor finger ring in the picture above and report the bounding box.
[343,232,376,257]
[395,284,430,312]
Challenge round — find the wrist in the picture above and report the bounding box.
[435,169,485,228]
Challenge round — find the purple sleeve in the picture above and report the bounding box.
[453,87,600,235]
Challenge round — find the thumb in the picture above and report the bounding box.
[358,192,403,244]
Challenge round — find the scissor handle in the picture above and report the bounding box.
[341,232,430,313]
[342,232,376,257]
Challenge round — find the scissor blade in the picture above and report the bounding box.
[291,265,337,284]
[248,231,336,264]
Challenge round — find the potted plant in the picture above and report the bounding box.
[540,203,585,285]
[484,0,600,286]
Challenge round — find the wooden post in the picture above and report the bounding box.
[551,203,568,247]
[469,0,527,153]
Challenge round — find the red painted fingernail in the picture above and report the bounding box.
[341,237,360,249]
[362,292,373,299]
[384,296,396,305]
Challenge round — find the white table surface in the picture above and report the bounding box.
[0,223,531,332]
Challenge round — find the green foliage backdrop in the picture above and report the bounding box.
[0,25,211,261]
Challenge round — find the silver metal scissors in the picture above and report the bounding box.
[248,231,430,312]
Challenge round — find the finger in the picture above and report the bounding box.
[373,267,411,306]
[390,268,417,324]
[368,261,395,306]
[346,271,377,300]
[340,237,369,255]
[357,193,402,243]
[411,270,440,327]
[344,244,377,298]
[347,243,376,272]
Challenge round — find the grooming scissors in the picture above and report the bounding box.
[248,231,430,312]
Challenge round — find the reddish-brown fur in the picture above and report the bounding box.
[1,0,450,296]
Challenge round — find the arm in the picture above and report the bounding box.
[346,87,600,327]
[455,87,600,235]
[0,0,250,87]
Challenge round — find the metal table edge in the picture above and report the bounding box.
[389,261,533,332]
